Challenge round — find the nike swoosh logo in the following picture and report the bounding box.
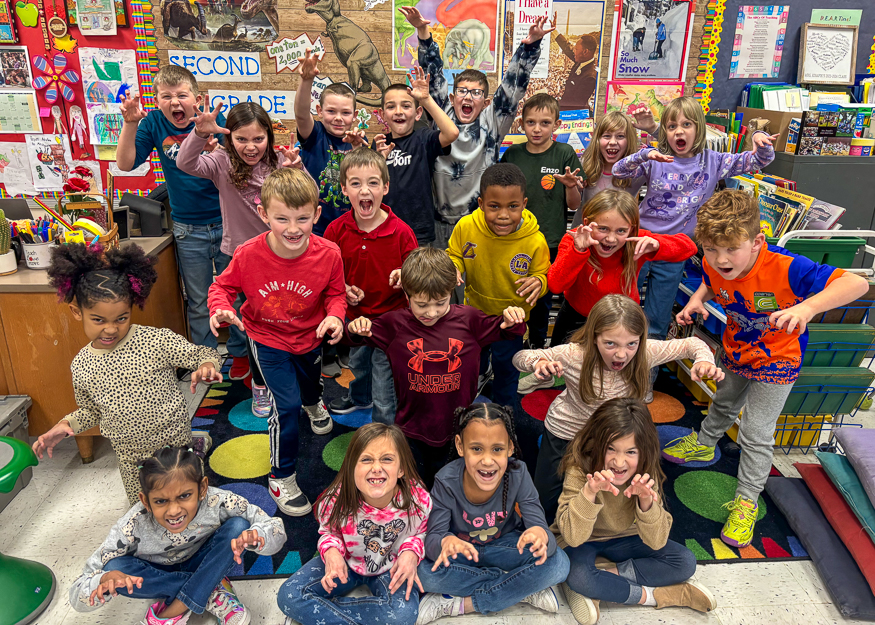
[270,485,281,498]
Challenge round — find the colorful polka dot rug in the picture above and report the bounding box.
[197,361,806,579]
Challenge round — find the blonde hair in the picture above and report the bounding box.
[339,147,390,186]
[581,111,638,188]
[260,168,319,211]
[569,294,650,404]
[154,65,199,95]
[580,189,640,294]
[695,189,761,246]
[657,96,707,157]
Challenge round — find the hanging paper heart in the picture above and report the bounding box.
[31,53,80,103]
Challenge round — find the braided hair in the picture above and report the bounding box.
[452,402,522,520]
[48,243,158,309]
[138,446,205,499]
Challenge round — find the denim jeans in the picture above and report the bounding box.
[278,556,420,625]
[347,345,397,424]
[103,516,249,613]
[417,530,570,614]
[564,536,696,605]
[172,221,246,357]
[480,335,525,408]
[637,259,686,340]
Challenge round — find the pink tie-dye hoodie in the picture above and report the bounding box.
[316,484,432,576]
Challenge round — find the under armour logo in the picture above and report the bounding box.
[462,242,477,259]
[407,338,464,373]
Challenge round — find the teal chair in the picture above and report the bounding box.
[0,436,56,625]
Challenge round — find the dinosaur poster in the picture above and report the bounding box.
[392,0,502,72]
[78,47,138,145]
[604,81,683,122]
[159,0,279,51]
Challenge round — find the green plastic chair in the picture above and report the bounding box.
[0,436,56,625]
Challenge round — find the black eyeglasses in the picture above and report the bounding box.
[455,87,486,99]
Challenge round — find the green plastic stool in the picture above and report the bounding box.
[0,436,56,625]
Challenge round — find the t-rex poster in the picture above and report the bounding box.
[392,0,502,72]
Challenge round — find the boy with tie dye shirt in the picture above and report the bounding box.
[664,190,868,549]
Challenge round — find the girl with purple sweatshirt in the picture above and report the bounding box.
[612,96,776,348]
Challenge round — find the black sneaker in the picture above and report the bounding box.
[339,353,350,369]
[328,396,373,414]
[321,359,342,378]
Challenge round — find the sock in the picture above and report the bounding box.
[455,597,465,616]
[642,586,657,607]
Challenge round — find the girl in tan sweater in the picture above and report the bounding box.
[554,398,716,625]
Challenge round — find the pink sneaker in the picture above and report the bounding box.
[141,601,190,625]
[206,578,250,625]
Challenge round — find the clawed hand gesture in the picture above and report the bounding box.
[316,315,344,345]
[89,571,143,606]
[517,526,549,564]
[374,134,396,158]
[407,65,431,103]
[753,133,779,150]
[500,306,526,328]
[119,91,147,124]
[190,95,230,138]
[388,269,402,289]
[398,6,431,30]
[555,166,583,190]
[515,276,542,306]
[231,529,265,564]
[191,362,222,393]
[522,13,557,44]
[646,149,674,163]
[623,473,657,509]
[433,535,478,571]
[210,309,246,336]
[388,550,423,600]
[627,235,659,260]
[533,358,563,380]
[348,317,373,337]
[690,361,724,383]
[345,284,365,306]
[298,48,321,81]
[343,129,367,148]
[571,221,599,253]
[584,470,620,497]
[630,107,658,135]
[278,146,303,169]
[321,548,349,594]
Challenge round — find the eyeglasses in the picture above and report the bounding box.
[455,87,485,99]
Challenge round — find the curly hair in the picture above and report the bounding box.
[480,162,527,199]
[694,189,760,246]
[225,102,278,191]
[48,243,157,309]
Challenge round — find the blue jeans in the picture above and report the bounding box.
[637,260,686,340]
[417,530,570,615]
[103,516,249,613]
[172,221,246,357]
[480,335,524,408]
[565,536,696,605]
[278,556,419,625]
[348,345,397,424]
[249,339,322,478]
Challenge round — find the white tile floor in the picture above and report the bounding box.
[3,379,873,625]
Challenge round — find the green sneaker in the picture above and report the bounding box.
[721,496,757,547]
[661,431,715,464]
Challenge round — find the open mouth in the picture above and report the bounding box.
[243,152,260,161]
[604,147,620,160]
[165,514,186,529]
[718,266,733,275]
[283,233,304,244]
[98,336,117,346]
[675,138,687,151]
[172,111,186,124]
[609,468,628,480]
[305,0,318,6]
[598,242,616,255]
[477,469,498,481]
[461,104,474,117]
[367,477,386,486]
[611,360,626,371]
[359,199,373,213]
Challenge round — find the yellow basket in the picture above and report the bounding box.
[727,413,834,448]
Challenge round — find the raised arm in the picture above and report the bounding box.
[294,48,320,141]
[409,66,458,147]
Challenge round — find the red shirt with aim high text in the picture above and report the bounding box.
[323,205,418,319]
[208,233,347,354]
[350,305,525,446]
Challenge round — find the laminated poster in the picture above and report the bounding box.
[0,46,31,88]
[0,90,40,133]
[610,0,694,81]
[729,6,789,79]
[25,134,73,192]
[78,47,138,145]
[75,0,117,36]
[0,141,36,195]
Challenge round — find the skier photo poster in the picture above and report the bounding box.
[610,0,694,81]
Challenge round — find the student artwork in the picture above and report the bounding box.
[68,160,103,193]
[66,0,126,27]
[31,53,79,103]
[393,0,501,72]
[74,0,116,35]
[79,47,137,145]
[266,33,325,74]
[0,0,18,43]
[24,133,72,191]
[68,104,86,148]
[0,141,36,195]
[609,0,694,81]
[799,23,858,85]
[0,47,31,88]
[158,0,277,50]
[604,81,684,121]
[310,75,333,115]
[356,107,371,131]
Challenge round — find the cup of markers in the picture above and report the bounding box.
[14,218,62,270]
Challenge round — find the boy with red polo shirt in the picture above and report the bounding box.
[324,147,418,423]
[667,190,868,548]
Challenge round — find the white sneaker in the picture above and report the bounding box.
[268,473,312,516]
[251,384,271,418]
[521,586,560,613]
[304,402,333,435]
[518,373,554,395]
[561,583,599,625]
[416,593,463,625]
[206,578,250,625]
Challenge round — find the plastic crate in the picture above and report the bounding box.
[727,413,835,449]
[766,236,865,266]
[0,395,33,514]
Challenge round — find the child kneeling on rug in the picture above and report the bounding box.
[556,398,716,625]
[278,423,431,625]
[70,447,287,624]
[668,190,869,548]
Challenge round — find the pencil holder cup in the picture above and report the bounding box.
[22,241,57,269]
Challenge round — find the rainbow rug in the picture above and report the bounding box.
[196,361,806,579]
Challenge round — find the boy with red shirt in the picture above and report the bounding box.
[208,168,346,517]
[668,190,868,548]
[324,148,418,423]
[347,247,526,487]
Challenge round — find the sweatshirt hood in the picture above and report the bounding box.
[472,208,541,241]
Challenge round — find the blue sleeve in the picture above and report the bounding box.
[783,248,843,298]
[133,113,157,169]
[424,128,448,163]
[299,120,323,151]
[514,466,557,556]
[424,475,456,562]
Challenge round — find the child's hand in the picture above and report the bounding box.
[210,309,246,336]
[190,95,230,139]
[515,276,542,306]
[348,317,372,337]
[407,65,431,103]
[345,284,365,306]
[399,6,431,30]
[555,166,583,189]
[32,420,74,459]
[374,134,396,158]
[343,129,367,148]
[231,528,265,564]
[572,222,598,253]
[278,146,303,169]
[522,12,557,44]
[321,547,349,594]
[627,235,660,260]
[533,358,563,380]
[204,136,219,153]
[298,48,320,81]
[753,133,779,149]
[119,91,147,124]
[676,301,708,326]
[517,526,549,564]
[317,315,344,345]
[584,470,620,497]
[389,550,423,600]
[455,268,464,286]
[388,269,402,289]
[191,362,222,393]
[501,306,526,328]
[769,302,814,335]
[624,473,657,509]
[690,361,724,383]
[89,571,143,605]
[433,536,479,571]
[647,150,674,163]
[630,107,658,135]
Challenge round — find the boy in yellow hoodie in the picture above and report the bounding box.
[448,162,551,406]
